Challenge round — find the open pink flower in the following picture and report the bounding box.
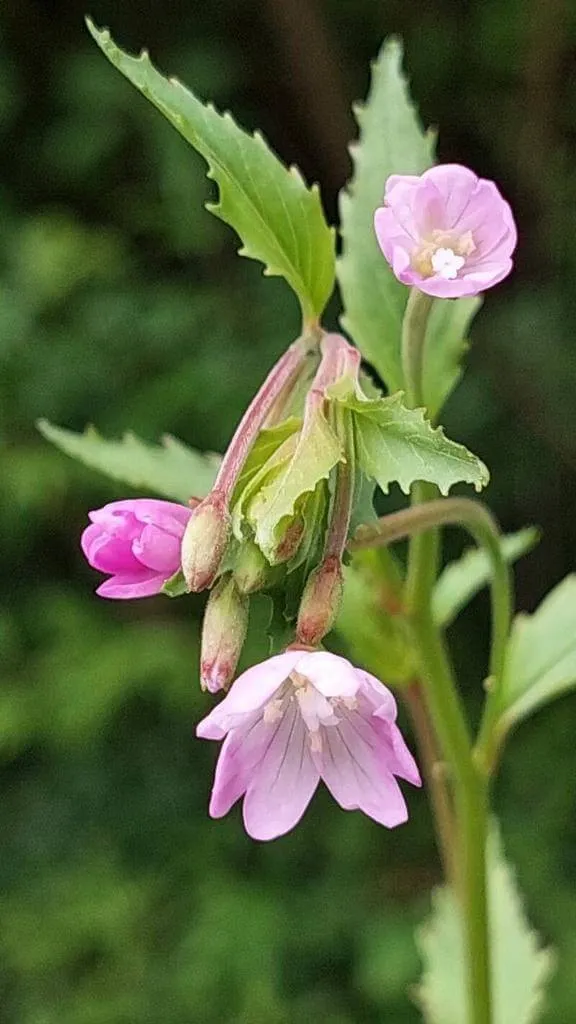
[197,650,421,840]
[374,164,517,298]
[81,498,191,598]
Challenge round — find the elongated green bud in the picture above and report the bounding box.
[296,555,343,646]
[181,491,230,592]
[233,540,269,594]
[200,573,249,692]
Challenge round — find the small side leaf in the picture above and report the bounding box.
[37,420,219,503]
[499,575,576,732]
[417,829,554,1024]
[332,388,489,496]
[87,19,335,321]
[433,527,540,628]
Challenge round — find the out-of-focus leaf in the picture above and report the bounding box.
[498,575,576,732]
[433,527,540,627]
[37,420,219,502]
[87,19,335,322]
[337,37,480,411]
[417,829,554,1024]
[331,384,489,495]
[336,548,415,684]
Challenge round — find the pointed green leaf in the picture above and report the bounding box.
[337,37,480,410]
[37,420,219,503]
[418,829,554,1024]
[87,19,335,321]
[499,575,576,732]
[433,527,540,627]
[248,406,343,559]
[332,387,488,495]
[161,570,188,597]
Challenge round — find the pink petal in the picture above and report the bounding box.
[421,164,479,227]
[132,523,181,573]
[358,672,398,721]
[196,650,302,740]
[296,651,360,699]
[374,207,414,265]
[371,714,422,786]
[81,520,142,574]
[316,708,409,827]
[242,701,319,840]
[411,179,446,235]
[208,716,264,817]
[96,571,165,599]
[411,273,483,298]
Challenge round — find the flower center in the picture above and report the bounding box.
[262,673,358,751]
[411,229,475,280]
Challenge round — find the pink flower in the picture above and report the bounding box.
[81,498,192,598]
[374,164,517,298]
[197,650,421,840]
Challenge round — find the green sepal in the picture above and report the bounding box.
[161,570,188,598]
[37,420,219,502]
[87,19,335,321]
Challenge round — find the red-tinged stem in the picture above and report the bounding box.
[213,336,312,502]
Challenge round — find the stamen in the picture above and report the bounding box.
[431,247,465,280]
[263,698,284,724]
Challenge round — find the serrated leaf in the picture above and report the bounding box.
[337,37,481,410]
[248,405,343,559]
[37,420,219,503]
[417,829,554,1024]
[433,528,540,628]
[332,387,489,496]
[336,548,415,685]
[87,19,335,321]
[498,575,576,732]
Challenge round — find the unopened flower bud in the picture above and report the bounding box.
[181,491,230,592]
[268,516,305,566]
[200,573,249,693]
[296,555,343,646]
[234,540,269,594]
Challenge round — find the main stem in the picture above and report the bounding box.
[402,288,492,1024]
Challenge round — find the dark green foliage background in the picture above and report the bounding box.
[1,0,575,1020]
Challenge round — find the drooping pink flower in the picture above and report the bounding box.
[374,164,517,298]
[81,498,192,598]
[196,650,421,840]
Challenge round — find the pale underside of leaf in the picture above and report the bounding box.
[87,19,335,321]
[37,420,219,503]
[417,828,554,1024]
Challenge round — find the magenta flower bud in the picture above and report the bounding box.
[200,573,249,693]
[296,555,343,646]
[197,650,421,840]
[180,491,230,592]
[374,164,517,298]
[233,540,270,594]
[81,498,192,599]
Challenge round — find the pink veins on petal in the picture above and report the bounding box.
[196,650,421,841]
[374,163,517,298]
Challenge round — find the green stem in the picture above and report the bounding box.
[400,288,492,1024]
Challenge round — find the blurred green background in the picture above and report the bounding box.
[1,0,575,1021]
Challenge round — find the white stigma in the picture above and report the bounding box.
[431,247,465,280]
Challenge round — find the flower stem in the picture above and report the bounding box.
[400,288,492,1024]
[402,681,457,886]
